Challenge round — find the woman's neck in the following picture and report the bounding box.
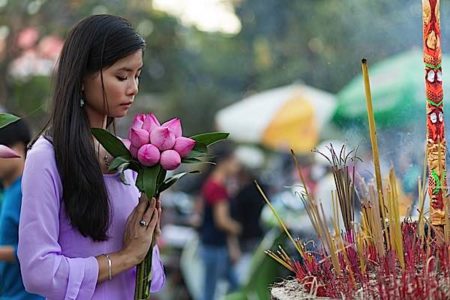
[85,106,107,129]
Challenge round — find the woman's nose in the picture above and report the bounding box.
[128,78,139,96]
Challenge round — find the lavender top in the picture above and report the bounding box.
[18,137,165,300]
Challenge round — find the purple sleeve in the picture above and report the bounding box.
[18,142,99,299]
[150,245,166,292]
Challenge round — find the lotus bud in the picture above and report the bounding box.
[137,144,161,167]
[150,126,176,151]
[131,114,146,130]
[173,137,196,157]
[143,113,161,134]
[162,118,182,138]
[129,128,150,148]
[160,150,181,171]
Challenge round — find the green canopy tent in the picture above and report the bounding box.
[333,50,450,128]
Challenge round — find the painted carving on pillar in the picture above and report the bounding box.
[423,0,447,225]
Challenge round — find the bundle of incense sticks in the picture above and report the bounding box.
[262,58,450,298]
[263,162,450,298]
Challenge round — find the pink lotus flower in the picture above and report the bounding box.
[150,127,176,151]
[0,145,21,158]
[129,128,150,148]
[131,114,146,130]
[160,150,181,171]
[137,144,160,167]
[162,118,182,138]
[173,137,195,157]
[142,113,160,133]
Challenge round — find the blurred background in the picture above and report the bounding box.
[0,0,447,299]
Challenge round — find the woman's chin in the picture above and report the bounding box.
[111,109,130,118]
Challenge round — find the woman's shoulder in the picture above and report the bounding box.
[28,136,55,153]
[26,136,57,170]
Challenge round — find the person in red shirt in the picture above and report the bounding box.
[200,142,242,300]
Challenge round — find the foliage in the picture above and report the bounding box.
[0,0,440,134]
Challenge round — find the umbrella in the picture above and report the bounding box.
[215,84,336,153]
[333,50,450,127]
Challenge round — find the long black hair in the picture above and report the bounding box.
[45,15,145,241]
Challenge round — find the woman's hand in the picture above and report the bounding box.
[96,196,161,283]
[122,195,160,265]
[155,197,162,239]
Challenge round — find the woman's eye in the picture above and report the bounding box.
[116,75,127,81]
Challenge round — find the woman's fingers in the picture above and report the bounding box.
[140,200,156,228]
[156,199,162,237]
[147,207,159,233]
[136,195,149,218]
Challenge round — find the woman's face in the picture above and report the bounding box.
[83,49,143,127]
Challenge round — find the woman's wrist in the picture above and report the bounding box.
[116,248,140,268]
[96,250,139,283]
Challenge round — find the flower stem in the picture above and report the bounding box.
[135,243,154,299]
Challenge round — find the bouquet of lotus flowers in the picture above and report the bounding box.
[0,113,21,158]
[92,113,228,300]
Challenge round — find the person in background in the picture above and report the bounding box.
[0,184,4,213]
[200,142,242,300]
[0,118,43,299]
[230,146,266,284]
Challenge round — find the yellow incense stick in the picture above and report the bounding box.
[361,58,389,250]
[361,59,384,207]
[255,181,305,258]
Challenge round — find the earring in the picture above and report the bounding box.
[80,97,85,107]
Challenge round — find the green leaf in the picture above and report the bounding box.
[128,160,141,172]
[91,128,131,159]
[108,156,130,172]
[193,142,208,153]
[181,157,203,163]
[142,165,161,198]
[190,132,229,146]
[117,162,131,185]
[0,113,20,129]
[183,143,208,159]
[157,169,167,186]
[158,171,200,194]
[136,168,144,191]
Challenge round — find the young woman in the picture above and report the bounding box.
[17,15,165,299]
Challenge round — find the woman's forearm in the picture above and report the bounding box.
[96,250,138,283]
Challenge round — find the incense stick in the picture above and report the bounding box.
[361,58,390,251]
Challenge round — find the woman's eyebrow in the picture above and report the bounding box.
[117,66,143,72]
